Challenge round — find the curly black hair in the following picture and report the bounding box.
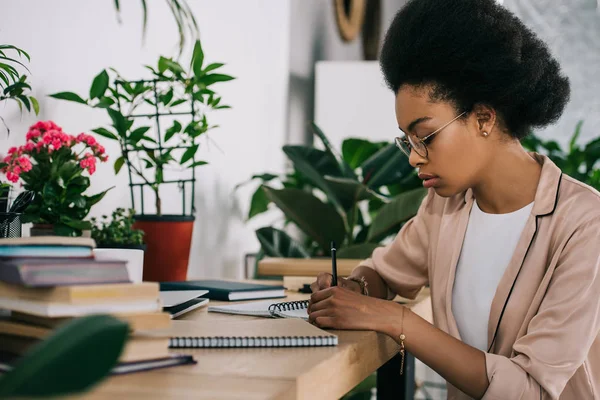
[380,0,570,139]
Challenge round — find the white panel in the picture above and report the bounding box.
[314,61,397,149]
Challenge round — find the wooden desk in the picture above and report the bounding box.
[79,288,432,400]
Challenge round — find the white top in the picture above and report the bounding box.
[452,200,534,351]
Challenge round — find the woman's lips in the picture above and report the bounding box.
[418,173,440,188]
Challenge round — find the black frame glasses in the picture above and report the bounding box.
[395,111,467,158]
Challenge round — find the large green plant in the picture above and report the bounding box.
[0,315,128,398]
[50,39,233,215]
[0,44,39,135]
[241,123,426,260]
[522,121,600,190]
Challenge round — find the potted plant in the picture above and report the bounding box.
[50,38,234,281]
[238,123,426,275]
[0,44,39,136]
[1,121,111,236]
[91,208,146,283]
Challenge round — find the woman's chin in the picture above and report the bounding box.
[432,185,460,198]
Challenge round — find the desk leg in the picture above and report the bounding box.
[377,352,415,400]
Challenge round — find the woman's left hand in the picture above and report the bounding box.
[308,285,403,333]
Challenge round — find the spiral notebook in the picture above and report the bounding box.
[207,299,310,320]
[158,318,337,348]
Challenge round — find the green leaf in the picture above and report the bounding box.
[114,156,125,174]
[342,138,387,169]
[311,122,356,179]
[164,120,182,142]
[368,188,427,242]
[361,144,413,189]
[95,96,116,109]
[191,40,204,78]
[323,176,376,210]
[248,186,270,220]
[180,144,199,165]
[29,96,39,114]
[128,126,151,144]
[92,127,119,141]
[106,108,128,137]
[255,227,311,258]
[0,315,128,398]
[203,63,224,74]
[188,161,208,168]
[49,92,87,105]
[159,87,174,106]
[337,243,381,259]
[17,95,31,112]
[201,74,235,86]
[89,70,110,99]
[283,145,345,212]
[569,120,584,153]
[262,186,346,252]
[170,98,186,107]
[158,57,184,75]
[85,186,114,207]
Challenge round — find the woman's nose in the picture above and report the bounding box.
[409,148,427,168]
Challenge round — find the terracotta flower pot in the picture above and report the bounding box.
[133,215,195,282]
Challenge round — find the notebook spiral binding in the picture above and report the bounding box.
[169,334,336,348]
[267,300,309,316]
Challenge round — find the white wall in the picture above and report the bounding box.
[0,0,291,279]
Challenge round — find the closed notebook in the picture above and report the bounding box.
[160,280,285,301]
[208,299,309,320]
[155,318,337,348]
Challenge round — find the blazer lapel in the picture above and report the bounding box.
[486,153,562,353]
[443,189,474,340]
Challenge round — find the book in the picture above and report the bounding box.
[0,332,170,363]
[0,353,196,376]
[208,299,309,320]
[0,258,130,287]
[0,237,96,247]
[151,318,338,348]
[10,311,172,332]
[257,257,363,277]
[164,297,209,319]
[0,296,161,317]
[159,280,285,301]
[0,281,159,304]
[0,246,94,258]
[158,290,208,307]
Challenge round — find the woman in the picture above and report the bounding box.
[308,1,600,399]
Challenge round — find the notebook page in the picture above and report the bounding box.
[207,300,308,320]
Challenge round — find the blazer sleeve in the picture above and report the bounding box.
[357,188,436,300]
[482,217,600,400]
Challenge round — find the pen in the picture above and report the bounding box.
[331,241,338,286]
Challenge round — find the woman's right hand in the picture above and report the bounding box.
[310,272,361,293]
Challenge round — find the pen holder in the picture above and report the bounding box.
[0,212,22,238]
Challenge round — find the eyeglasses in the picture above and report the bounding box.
[395,111,467,158]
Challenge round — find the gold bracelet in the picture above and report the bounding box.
[345,276,369,296]
[399,306,406,375]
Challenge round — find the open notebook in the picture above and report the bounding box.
[156,318,337,348]
[208,299,309,320]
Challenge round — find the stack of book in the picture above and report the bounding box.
[0,236,194,374]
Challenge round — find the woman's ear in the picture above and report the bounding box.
[472,103,497,136]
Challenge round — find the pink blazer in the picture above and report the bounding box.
[360,153,600,399]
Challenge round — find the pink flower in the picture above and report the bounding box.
[24,143,35,152]
[76,133,87,143]
[6,171,19,183]
[12,166,21,175]
[7,147,17,155]
[85,136,97,146]
[42,132,53,144]
[52,138,63,150]
[17,157,32,172]
[26,129,42,141]
[3,155,11,163]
